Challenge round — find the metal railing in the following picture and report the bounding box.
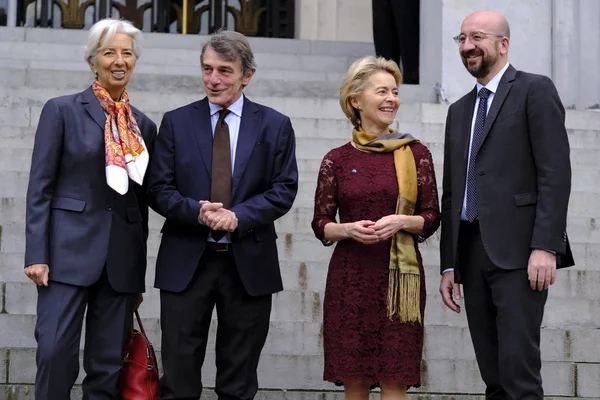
[2,0,294,38]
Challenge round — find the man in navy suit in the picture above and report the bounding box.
[147,30,298,400]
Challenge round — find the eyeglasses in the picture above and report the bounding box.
[453,32,504,46]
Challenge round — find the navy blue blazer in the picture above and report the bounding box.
[25,87,157,293]
[147,96,298,295]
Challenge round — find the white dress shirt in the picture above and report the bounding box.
[461,62,510,221]
[206,95,244,243]
[444,62,510,274]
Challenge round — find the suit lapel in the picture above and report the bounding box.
[479,65,517,147]
[192,98,214,174]
[232,97,261,197]
[81,86,107,130]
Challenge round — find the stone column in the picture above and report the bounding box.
[296,0,373,42]
[553,0,600,109]
[7,0,17,27]
[420,0,443,92]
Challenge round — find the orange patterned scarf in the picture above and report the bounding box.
[92,81,149,195]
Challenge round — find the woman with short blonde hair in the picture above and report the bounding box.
[339,56,403,127]
[24,18,156,399]
[312,56,440,399]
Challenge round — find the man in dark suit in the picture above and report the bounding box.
[439,10,573,399]
[372,0,420,84]
[147,30,298,400]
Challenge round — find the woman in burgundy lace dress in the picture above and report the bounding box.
[311,56,440,399]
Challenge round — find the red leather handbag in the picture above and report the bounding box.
[119,310,159,400]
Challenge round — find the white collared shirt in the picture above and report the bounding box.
[460,62,510,221]
[208,94,244,172]
[206,94,244,243]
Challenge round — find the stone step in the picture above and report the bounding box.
[0,62,432,102]
[21,386,583,400]
[14,386,578,400]
[2,233,599,286]
[293,169,600,207]
[2,165,600,202]
[0,87,420,117]
[2,208,600,255]
[0,299,598,362]
[0,60,431,101]
[0,42,359,72]
[3,93,600,134]
[0,191,598,234]
[1,264,599,329]
[2,124,600,164]
[1,222,599,277]
[1,210,600,258]
[0,68,340,100]
[0,344,590,396]
[2,142,600,175]
[0,142,355,173]
[0,97,425,126]
[0,26,375,57]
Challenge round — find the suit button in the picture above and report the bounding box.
[105,205,112,211]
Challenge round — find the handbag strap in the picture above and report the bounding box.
[134,310,148,337]
[126,310,157,364]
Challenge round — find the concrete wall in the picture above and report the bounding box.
[431,0,600,108]
[296,0,600,109]
[296,0,373,43]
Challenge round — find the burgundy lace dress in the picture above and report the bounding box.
[311,141,440,388]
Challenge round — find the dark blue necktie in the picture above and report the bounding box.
[465,87,491,222]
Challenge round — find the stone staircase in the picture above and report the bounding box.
[1,27,599,399]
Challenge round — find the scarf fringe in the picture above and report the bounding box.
[387,270,421,323]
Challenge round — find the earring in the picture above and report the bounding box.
[94,71,98,80]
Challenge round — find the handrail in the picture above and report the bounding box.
[182,0,188,34]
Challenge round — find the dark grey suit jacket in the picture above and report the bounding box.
[440,65,574,280]
[25,87,157,293]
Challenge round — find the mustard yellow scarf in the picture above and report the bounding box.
[352,127,421,324]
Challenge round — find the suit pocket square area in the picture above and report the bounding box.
[513,192,538,207]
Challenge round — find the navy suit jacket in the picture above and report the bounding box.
[147,96,298,295]
[25,87,157,293]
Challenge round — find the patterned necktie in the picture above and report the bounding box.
[465,87,491,222]
[210,109,231,241]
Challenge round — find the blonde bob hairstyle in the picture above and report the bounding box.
[84,18,142,65]
[339,56,402,128]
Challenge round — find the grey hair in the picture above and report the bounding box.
[84,18,142,65]
[201,30,256,75]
